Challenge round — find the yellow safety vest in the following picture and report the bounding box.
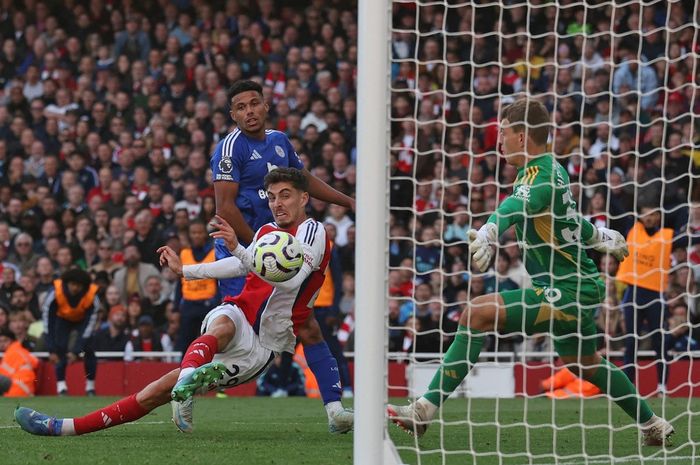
[54,280,99,322]
[616,222,673,292]
[180,248,217,300]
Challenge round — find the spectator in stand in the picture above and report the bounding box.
[42,268,100,396]
[112,244,160,304]
[8,310,41,351]
[132,209,162,267]
[8,233,38,275]
[612,39,659,112]
[93,305,129,353]
[323,204,354,247]
[256,354,306,397]
[484,253,519,295]
[141,275,171,330]
[90,239,120,275]
[174,180,202,221]
[124,315,163,362]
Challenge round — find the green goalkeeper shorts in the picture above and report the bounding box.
[500,284,604,357]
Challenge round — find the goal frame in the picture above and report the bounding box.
[354,0,394,464]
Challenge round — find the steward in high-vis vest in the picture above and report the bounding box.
[42,268,100,396]
[175,220,219,353]
[0,329,38,397]
[616,204,673,390]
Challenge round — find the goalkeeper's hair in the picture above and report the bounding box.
[264,167,309,193]
[227,80,263,102]
[502,99,551,146]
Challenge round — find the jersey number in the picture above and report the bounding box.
[560,189,580,243]
[221,364,240,387]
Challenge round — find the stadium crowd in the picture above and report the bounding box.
[0,0,698,395]
[387,1,700,368]
[0,0,360,369]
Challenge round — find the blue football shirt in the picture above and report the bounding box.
[210,128,305,297]
[211,128,305,233]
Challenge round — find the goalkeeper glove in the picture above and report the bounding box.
[587,226,629,262]
[468,223,498,272]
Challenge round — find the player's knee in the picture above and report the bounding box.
[206,316,236,349]
[298,315,323,344]
[458,305,494,331]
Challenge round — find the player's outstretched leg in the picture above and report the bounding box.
[299,314,353,434]
[15,370,178,436]
[171,361,226,402]
[388,294,498,437]
[170,312,237,430]
[565,354,674,446]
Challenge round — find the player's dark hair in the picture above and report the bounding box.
[228,80,263,102]
[264,167,309,193]
[502,99,551,146]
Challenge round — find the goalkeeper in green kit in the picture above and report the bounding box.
[388,99,674,446]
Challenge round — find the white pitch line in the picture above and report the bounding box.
[515,455,696,465]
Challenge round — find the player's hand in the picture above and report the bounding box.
[590,227,629,262]
[66,352,79,363]
[468,223,498,272]
[209,215,239,251]
[48,353,59,364]
[157,246,183,276]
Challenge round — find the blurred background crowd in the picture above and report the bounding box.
[0,0,698,394]
[387,1,700,367]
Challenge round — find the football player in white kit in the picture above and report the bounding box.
[14,168,353,437]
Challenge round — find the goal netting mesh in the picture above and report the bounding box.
[386,1,700,463]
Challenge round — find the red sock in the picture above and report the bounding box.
[73,394,149,435]
[180,335,218,369]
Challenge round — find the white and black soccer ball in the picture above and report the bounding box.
[253,231,304,282]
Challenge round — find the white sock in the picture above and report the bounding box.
[417,397,438,420]
[325,401,344,417]
[57,380,67,393]
[60,418,76,435]
[177,367,194,382]
[85,380,95,392]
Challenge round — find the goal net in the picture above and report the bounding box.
[382,1,700,463]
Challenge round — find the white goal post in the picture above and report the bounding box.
[355,1,392,465]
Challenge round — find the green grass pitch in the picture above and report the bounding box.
[1,397,698,465]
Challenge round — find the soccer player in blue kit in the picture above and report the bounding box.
[210,80,355,433]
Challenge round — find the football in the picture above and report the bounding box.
[253,231,304,282]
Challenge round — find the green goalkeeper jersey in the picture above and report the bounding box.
[487,153,603,294]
